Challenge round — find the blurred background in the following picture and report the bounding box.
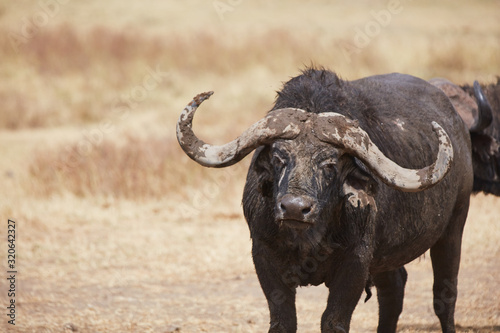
[1,1,499,332]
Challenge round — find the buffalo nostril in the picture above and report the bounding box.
[278,194,315,221]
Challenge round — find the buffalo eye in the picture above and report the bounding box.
[320,158,337,176]
[271,153,287,170]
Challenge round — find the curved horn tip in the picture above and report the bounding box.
[430,121,453,154]
[431,121,444,132]
[473,81,484,104]
[192,91,214,106]
[473,80,480,93]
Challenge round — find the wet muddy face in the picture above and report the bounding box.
[270,135,342,229]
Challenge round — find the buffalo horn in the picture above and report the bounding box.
[176,92,309,167]
[314,113,454,192]
[471,80,493,132]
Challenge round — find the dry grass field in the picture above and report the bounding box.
[1,0,499,332]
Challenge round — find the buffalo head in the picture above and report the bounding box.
[430,77,500,195]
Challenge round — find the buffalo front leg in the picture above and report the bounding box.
[321,256,370,333]
[253,246,297,332]
[373,267,408,333]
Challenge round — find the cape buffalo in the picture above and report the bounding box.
[430,77,499,195]
[177,68,472,333]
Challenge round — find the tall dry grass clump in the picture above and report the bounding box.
[27,135,212,199]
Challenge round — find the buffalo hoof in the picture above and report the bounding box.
[323,324,347,333]
[269,322,294,333]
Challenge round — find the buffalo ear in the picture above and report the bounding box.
[342,157,378,209]
[428,78,478,130]
[253,146,274,197]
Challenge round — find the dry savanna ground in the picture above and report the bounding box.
[0,1,499,332]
